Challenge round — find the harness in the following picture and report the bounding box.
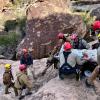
[74,39,86,49]
[60,51,79,75]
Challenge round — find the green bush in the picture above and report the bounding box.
[81,12,96,26]
[4,17,26,33]
[4,20,18,32]
[0,32,20,46]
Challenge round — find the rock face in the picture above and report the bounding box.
[31,77,99,100]
[77,0,100,1]
[71,0,100,12]
[0,45,17,60]
[0,0,9,11]
[90,7,100,20]
[17,0,86,59]
[0,59,100,100]
[0,58,58,94]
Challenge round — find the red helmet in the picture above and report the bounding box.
[70,33,78,40]
[19,64,26,71]
[92,21,100,31]
[22,49,28,53]
[64,42,72,51]
[57,33,64,39]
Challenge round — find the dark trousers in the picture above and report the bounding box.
[81,61,97,75]
[5,82,18,96]
[59,66,77,80]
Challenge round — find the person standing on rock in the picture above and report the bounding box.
[20,48,36,80]
[70,33,90,49]
[15,64,33,100]
[3,64,18,96]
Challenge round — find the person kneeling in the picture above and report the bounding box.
[59,42,88,80]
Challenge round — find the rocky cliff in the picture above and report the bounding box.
[17,0,86,59]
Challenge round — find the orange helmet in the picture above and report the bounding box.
[22,49,28,53]
[64,42,72,51]
[57,33,64,39]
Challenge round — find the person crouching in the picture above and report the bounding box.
[59,42,88,80]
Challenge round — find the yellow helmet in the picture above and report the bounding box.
[5,64,11,69]
[97,33,100,39]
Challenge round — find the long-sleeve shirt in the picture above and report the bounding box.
[20,54,33,66]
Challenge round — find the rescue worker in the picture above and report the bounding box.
[59,42,89,80]
[50,33,69,56]
[20,48,36,80]
[3,64,18,96]
[92,21,100,32]
[42,33,70,75]
[90,20,100,37]
[92,30,100,49]
[70,33,90,49]
[47,33,71,67]
[15,64,33,100]
[85,46,100,93]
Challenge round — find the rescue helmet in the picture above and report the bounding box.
[92,21,100,31]
[64,42,72,51]
[5,64,11,69]
[70,33,78,40]
[57,33,64,39]
[19,64,26,71]
[22,48,28,53]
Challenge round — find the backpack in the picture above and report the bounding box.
[59,51,80,80]
[3,72,12,85]
[15,75,26,90]
[59,51,77,75]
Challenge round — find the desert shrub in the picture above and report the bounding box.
[0,32,20,45]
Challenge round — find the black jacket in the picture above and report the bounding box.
[20,54,33,65]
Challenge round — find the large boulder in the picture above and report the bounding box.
[0,0,10,11]
[30,77,99,100]
[90,7,100,20]
[17,0,86,59]
[77,0,100,1]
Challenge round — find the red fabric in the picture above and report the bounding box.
[92,21,100,31]
[64,42,72,51]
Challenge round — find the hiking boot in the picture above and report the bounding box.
[59,74,64,80]
[85,79,95,88]
[25,92,32,96]
[5,91,11,94]
[76,71,81,81]
[19,95,25,100]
